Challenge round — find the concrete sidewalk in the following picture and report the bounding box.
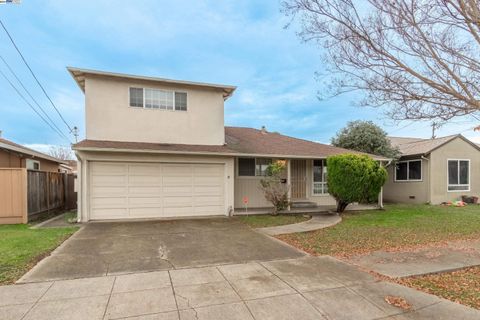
[257,214,341,236]
[1,256,479,320]
[349,239,480,278]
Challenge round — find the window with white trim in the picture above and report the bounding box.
[26,159,40,171]
[238,158,272,176]
[129,87,187,111]
[313,159,328,195]
[448,159,470,191]
[395,160,422,181]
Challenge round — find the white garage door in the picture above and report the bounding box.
[89,161,225,220]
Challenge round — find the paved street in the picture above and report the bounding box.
[2,256,479,320]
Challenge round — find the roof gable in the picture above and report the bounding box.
[389,134,480,156]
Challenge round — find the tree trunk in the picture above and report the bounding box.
[336,200,349,213]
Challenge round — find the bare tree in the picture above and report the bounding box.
[283,0,480,123]
[48,146,74,160]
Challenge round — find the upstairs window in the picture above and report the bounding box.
[448,160,470,191]
[395,160,422,181]
[129,88,143,107]
[129,87,187,111]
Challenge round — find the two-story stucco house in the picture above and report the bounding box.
[70,67,386,222]
[384,135,480,204]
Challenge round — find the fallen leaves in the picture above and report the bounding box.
[384,295,412,310]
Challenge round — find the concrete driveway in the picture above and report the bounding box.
[3,256,479,320]
[20,218,304,283]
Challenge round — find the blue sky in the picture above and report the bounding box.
[0,0,479,153]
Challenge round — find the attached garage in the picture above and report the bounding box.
[89,161,226,220]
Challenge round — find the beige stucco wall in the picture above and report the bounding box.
[0,149,61,172]
[84,76,226,145]
[234,158,336,209]
[429,137,480,204]
[383,158,430,204]
[75,151,234,222]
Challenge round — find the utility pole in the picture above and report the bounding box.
[71,126,79,143]
[431,122,441,139]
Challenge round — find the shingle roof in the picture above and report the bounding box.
[73,126,389,160]
[388,134,476,156]
[0,138,67,164]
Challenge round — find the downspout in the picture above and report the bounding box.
[421,155,431,204]
[74,151,83,223]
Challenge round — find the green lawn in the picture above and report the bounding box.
[239,214,311,228]
[277,204,480,257]
[0,224,78,285]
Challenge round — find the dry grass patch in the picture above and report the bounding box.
[397,266,480,310]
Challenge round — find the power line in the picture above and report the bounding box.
[0,68,71,143]
[0,55,71,142]
[0,18,74,134]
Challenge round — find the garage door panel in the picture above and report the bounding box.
[128,175,162,185]
[162,165,193,176]
[129,207,163,218]
[128,164,160,175]
[89,161,225,220]
[194,205,224,214]
[163,176,192,186]
[91,197,128,207]
[91,175,127,185]
[129,197,163,205]
[194,165,223,176]
[91,208,129,219]
[128,186,163,195]
[193,185,223,194]
[194,196,223,205]
[163,186,193,194]
[163,196,193,207]
[91,163,127,174]
[91,186,127,196]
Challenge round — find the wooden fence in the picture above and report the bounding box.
[0,168,76,224]
[27,171,77,218]
[0,168,28,224]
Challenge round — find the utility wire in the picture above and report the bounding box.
[0,18,74,134]
[0,55,71,142]
[0,68,71,143]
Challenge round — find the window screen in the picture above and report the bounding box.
[408,160,421,180]
[448,160,469,191]
[395,162,408,180]
[175,92,187,111]
[129,88,143,107]
[238,158,255,176]
[255,158,272,176]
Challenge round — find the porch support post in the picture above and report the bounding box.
[378,186,384,209]
[287,159,291,211]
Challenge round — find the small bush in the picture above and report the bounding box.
[260,161,290,215]
[327,154,387,213]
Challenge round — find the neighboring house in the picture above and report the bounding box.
[0,135,67,172]
[69,67,387,222]
[384,135,480,204]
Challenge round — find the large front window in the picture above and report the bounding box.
[448,159,470,191]
[313,159,328,195]
[395,160,422,181]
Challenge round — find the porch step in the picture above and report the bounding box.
[291,201,318,209]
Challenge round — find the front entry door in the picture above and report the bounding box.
[291,160,307,199]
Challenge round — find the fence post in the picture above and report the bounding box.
[46,172,50,215]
